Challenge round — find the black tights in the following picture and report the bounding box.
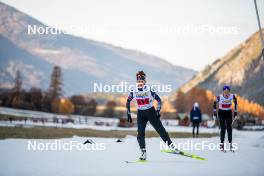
[137,107,172,149]
[218,110,233,143]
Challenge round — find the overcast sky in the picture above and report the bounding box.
[2,0,264,71]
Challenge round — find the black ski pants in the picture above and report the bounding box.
[137,107,172,149]
[218,109,233,143]
[192,120,200,136]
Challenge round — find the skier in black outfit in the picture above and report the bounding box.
[190,102,202,137]
[213,85,238,151]
[126,71,175,160]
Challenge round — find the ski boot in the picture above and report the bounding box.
[139,148,146,161]
[219,143,226,152]
[169,143,184,155]
[229,143,235,152]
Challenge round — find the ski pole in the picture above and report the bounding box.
[232,116,238,126]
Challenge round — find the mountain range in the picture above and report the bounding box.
[0,2,196,95]
[180,29,264,106]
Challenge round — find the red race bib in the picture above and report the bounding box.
[136,98,149,106]
[221,104,231,108]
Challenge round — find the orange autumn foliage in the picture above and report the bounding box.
[236,96,264,119]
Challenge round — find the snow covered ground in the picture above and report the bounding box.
[0,130,263,176]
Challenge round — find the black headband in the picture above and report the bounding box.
[137,75,145,81]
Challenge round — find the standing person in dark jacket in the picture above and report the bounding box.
[190,102,202,137]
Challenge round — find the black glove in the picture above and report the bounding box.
[213,111,218,119]
[234,111,237,118]
[156,110,161,119]
[127,111,132,123]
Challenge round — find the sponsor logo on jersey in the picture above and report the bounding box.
[223,99,231,103]
[135,92,148,98]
